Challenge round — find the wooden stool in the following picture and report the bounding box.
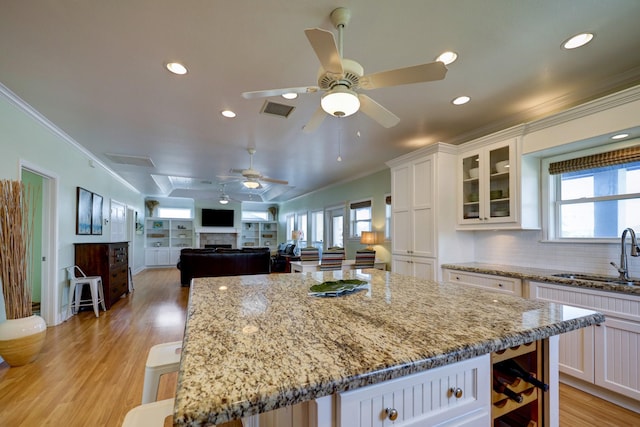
[142,341,182,404]
[122,398,174,427]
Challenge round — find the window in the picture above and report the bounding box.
[310,210,324,246]
[297,212,307,247]
[286,214,295,243]
[545,144,640,240]
[349,199,372,238]
[157,208,192,219]
[326,206,344,248]
[242,210,269,221]
[384,194,391,240]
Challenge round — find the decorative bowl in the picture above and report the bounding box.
[495,160,509,173]
[468,168,479,179]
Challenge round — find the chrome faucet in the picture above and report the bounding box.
[610,228,640,281]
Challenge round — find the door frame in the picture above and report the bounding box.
[20,160,59,326]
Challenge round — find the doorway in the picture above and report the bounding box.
[325,206,344,249]
[20,163,58,325]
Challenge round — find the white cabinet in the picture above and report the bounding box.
[459,139,516,226]
[529,281,640,401]
[145,218,194,266]
[457,128,540,230]
[387,144,473,281]
[337,354,490,427]
[442,269,522,297]
[241,221,278,248]
[392,255,435,281]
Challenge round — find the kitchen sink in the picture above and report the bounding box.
[551,273,640,286]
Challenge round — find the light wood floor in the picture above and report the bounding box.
[1,268,639,426]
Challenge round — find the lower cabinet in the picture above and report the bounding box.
[442,269,522,297]
[145,248,171,266]
[392,255,435,281]
[336,355,490,427]
[529,281,640,401]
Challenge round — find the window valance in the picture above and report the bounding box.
[548,145,640,175]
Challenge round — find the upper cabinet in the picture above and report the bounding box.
[460,139,516,225]
[457,128,540,230]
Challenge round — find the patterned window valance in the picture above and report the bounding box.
[549,145,640,175]
[349,200,371,209]
[385,195,391,205]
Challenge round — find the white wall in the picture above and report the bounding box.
[0,87,144,325]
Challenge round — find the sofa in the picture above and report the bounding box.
[177,247,271,286]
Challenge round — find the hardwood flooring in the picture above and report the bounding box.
[0,267,639,426]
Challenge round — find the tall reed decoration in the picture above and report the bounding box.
[0,180,34,320]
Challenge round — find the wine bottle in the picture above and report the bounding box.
[495,359,549,391]
[493,375,523,403]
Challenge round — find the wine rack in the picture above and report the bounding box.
[492,340,546,426]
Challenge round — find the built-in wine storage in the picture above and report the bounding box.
[492,340,547,426]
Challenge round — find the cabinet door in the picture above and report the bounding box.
[595,317,640,400]
[411,157,434,257]
[391,255,413,277]
[458,139,517,228]
[558,325,595,382]
[391,165,411,255]
[443,270,522,296]
[528,281,596,382]
[411,257,435,281]
[337,355,490,427]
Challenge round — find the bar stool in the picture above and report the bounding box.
[142,341,182,404]
[66,265,106,318]
[121,398,174,427]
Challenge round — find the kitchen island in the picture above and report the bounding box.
[174,269,603,426]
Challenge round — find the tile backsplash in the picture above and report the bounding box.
[474,229,640,279]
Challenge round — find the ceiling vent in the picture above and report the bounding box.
[105,153,155,168]
[260,100,295,118]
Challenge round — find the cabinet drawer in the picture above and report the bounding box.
[337,354,490,427]
[444,270,522,296]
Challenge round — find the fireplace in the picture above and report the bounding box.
[195,227,239,248]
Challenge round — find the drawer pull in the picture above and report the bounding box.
[448,387,463,398]
[385,408,398,421]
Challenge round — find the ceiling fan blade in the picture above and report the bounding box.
[229,168,244,174]
[302,106,326,133]
[241,86,319,100]
[260,177,289,185]
[304,28,343,75]
[359,61,448,90]
[358,94,400,128]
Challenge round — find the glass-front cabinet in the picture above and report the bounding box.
[459,139,516,226]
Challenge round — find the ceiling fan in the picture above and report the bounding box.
[221,148,289,189]
[242,7,448,132]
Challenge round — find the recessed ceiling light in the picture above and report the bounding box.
[452,96,470,105]
[436,51,458,65]
[221,110,236,118]
[165,62,188,75]
[562,33,594,50]
[282,93,298,100]
[611,133,629,140]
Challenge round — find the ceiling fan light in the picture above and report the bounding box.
[282,93,298,99]
[243,180,260,189]
[321,86,360,117]
[219,196,229,205]
[436,51,458,65]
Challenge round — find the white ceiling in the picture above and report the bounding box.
[2,1,640,202]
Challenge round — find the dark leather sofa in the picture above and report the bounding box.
[177,247,271,286]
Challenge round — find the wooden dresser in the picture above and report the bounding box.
[74,242,129,309]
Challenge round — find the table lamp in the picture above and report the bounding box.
[360,231,379,250]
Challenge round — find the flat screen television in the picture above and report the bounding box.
[201,209,234,227]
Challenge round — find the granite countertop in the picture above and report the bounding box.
[441,262,640,296]
[173,269,603,426]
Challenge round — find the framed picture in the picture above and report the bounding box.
[76,187,92,235]
[91,193,103,235]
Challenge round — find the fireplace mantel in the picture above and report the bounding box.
[195,227,239,248]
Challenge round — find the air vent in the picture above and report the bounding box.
[105,153,155,168]
[260,100,295,118]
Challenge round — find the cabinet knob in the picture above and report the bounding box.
[449,387,463,398]
[385,408,399,421]
[498,283,503,287]
[455,276,460,280]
